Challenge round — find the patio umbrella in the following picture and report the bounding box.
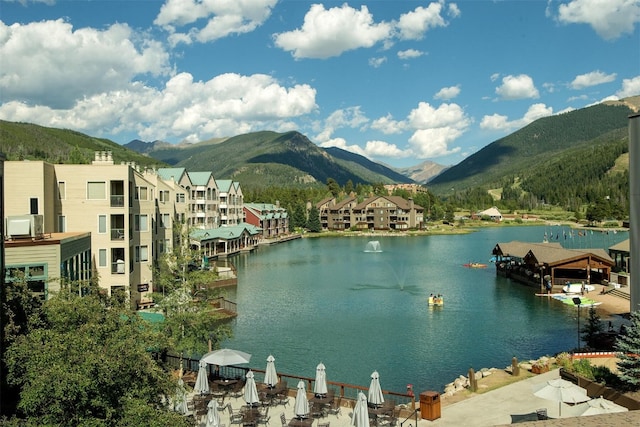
[264,354,279,388]
[206,399,220,427]
[244,370,260,406]
[294,380,309,419]
[533,378,590,416]
[351,391,370,427]
[314,362,328,395]
[368,371,384,406]
[564,397,628,417]
[201,348,252,366]
[173,378,188,415]
[194,359,210,395]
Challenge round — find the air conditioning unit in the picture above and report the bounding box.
[5,215,45,240]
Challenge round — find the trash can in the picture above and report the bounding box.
[420,391,441,421]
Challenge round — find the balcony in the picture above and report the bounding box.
[110,195,125,207]
[111,228,125,240]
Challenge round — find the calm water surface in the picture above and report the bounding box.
[222,226,627,393]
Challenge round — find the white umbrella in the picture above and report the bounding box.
[201,348,252,366]
[206,399,220,427]
[294,380,309,419]
[314,362,328,395]
[194,359,210,394]
[173,378,189,415]
[351,391,370,427]
[368,371,384,406]
[264,354,279,388]
[244,370,260,406]
[564,396,628,417]
[533,378,590,416]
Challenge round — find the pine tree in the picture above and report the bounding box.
[306,205,322,232]
[615,310,640,390]
[581,306,604,349]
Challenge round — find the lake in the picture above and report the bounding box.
[221,225,628,394]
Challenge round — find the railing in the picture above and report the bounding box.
[211,296,237,314]
[110,195,125,207]
[163,354,416,414]
[400,408,420,427]
[111,228,125,240]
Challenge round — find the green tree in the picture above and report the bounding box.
[615,310,640,390]
[326,178,340,198]
[344,179,354,195]
[291,203,307,229]
[306,205,322,232]
[152,225,232,376]
[5,292,190,426]
[581,306,604,349]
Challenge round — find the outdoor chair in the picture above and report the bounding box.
[227,404,244,425]
[280,412,287,427]
[536,408,548,420]
[257,405,270,426]
[309,402,326,418]
[275,392,289,407]
[325,397,341,417]
[231,380,246,398]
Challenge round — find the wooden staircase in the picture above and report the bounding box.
[607,289,630,301]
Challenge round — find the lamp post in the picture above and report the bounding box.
[572,297,582,352]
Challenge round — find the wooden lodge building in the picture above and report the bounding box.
[492,241,615,290]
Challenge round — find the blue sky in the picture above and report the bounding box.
[1,0,639,168]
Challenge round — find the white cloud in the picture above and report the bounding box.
[495,74,539,100]
[318,137,367,157]
[314,107,369,142]
[490,73,500,82]
[0,71,318,142]
[554,0,640,40]
[616,75,640,98]
[448,3,461,18]
[434,85,461,100]
[406,101,470,158]
[0,20,170,109]
[364,140,411,158]
[397,2,448,40]
[397,49,424,60]
[570,70,617,89]
[155,0,277,44]
[369,56,387,68]
[371,114,406,134]
[273,4,392,59]
[480,103,553,131]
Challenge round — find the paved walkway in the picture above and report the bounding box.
[189,370,639,427]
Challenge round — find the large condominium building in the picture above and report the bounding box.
[243,202,289,238]
[217,180,244,226]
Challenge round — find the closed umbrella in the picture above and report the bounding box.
[351,391,370,427]
[314,362,328,396]
[368,371,384,406]
[194,359,210,395]
[533,378,590,416]
[173,378,188,415]
[206,399,220,427]
[294,380,309,419]
[201,348,252,366]
[565,397,628,417]
[264,354,279,388]
[244,370,260,406]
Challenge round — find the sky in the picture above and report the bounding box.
[1,1,639,168]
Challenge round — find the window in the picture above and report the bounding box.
[159,190,169,203]
[58,181,66,199]
[87,182,106,199]
[135,245,149,262]
[30,198,38,214]
[176,193,185,203]
[135,214,148,232]
[135,186,148,200]
[161,213,170,228]
[98,215,107,234]
[98,249,107,267]
[58,215,66,232]
[164,239,171,253]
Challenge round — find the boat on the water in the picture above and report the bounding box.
[428,295,444,306]
[463,262,488,268]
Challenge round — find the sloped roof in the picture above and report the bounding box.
[478,206,502,217]
[316,197,335,209]
[609,238,629,253]
[494,241,614,266]
[190,223,261,241]
[187,171,215,186]
[157,167,187,182]
[493,241,563,258]
[353,195,423,211]
[216,179,233,192]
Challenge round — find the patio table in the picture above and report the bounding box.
[288,417,314,427]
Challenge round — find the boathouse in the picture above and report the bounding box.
[492,241,615,290]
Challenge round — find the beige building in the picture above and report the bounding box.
[5,153,160,309]
[5,230,92,299]
[217,180,244,226]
